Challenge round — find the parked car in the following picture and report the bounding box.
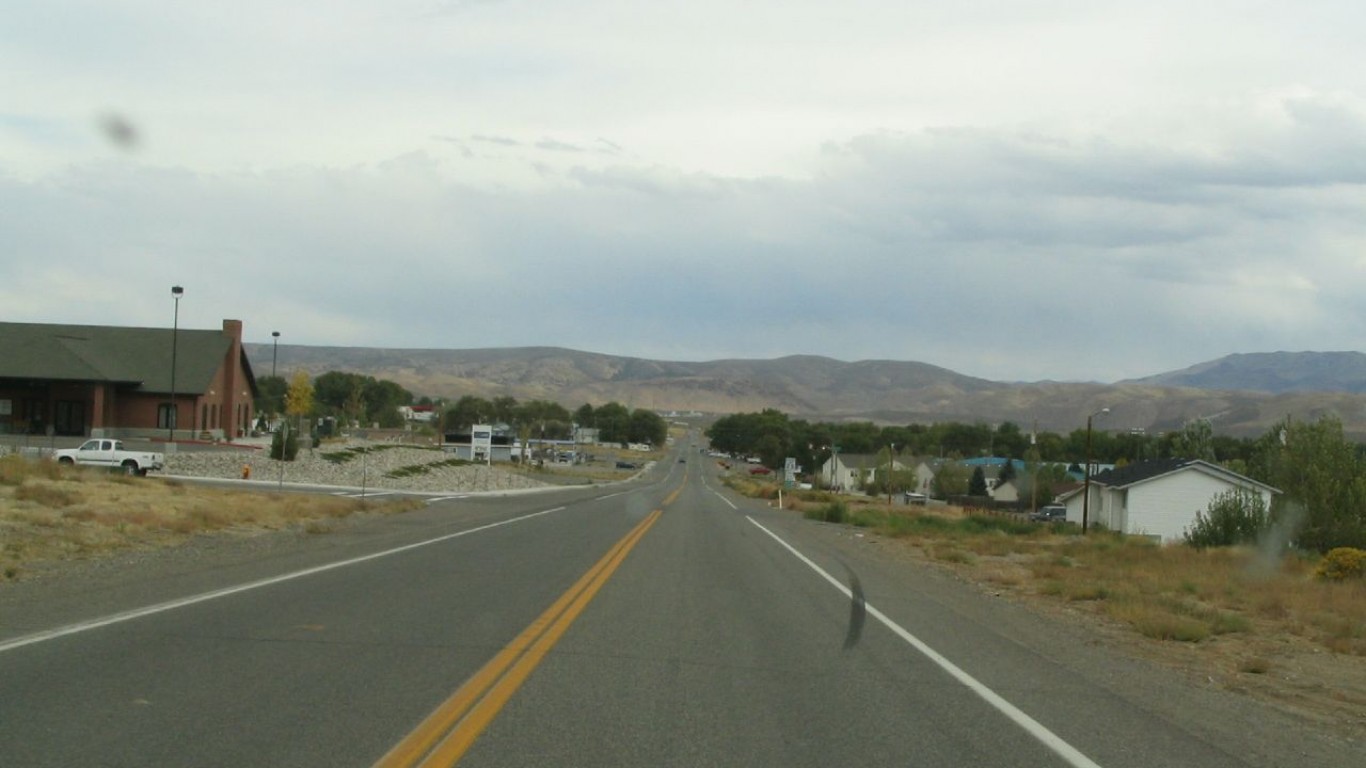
[1030,505,1067,523]
[53,439,164,476]
[615,460,638,470]
[902,491,928,505]
[748,466,772,475]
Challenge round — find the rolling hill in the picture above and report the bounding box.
[244,344,1366,438]
[1123,351,1366,394]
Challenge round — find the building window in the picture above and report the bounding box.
[54,400,86,436]
[158,403,177,430]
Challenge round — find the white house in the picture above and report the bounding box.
[1058,459,1279,542]
[820,453,874,491]
[819,453,935,494]
[991,478,1021,503]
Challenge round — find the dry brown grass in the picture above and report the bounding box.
[0,455,422,580]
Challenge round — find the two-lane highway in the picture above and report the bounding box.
[0,451,1352,766]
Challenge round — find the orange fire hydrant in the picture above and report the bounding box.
[241,464,251,480]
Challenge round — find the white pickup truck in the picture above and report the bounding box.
[53,439,165,476]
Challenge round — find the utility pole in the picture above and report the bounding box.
[1082,408,1110,533]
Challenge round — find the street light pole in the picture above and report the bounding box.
[887,442,895,506]
[1082,407,1110,534]
[270,331,281,425]
[168,285,184,443]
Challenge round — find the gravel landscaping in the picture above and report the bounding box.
[164,443,563,494]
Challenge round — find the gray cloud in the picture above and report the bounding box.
[6,99,1365,384]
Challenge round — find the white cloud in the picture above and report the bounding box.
[4,2,1366,382]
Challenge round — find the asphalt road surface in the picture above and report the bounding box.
[0,448,1355,767]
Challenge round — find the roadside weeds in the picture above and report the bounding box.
[0,454,422,581]
[728,477,1366,733]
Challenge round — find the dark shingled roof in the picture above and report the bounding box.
[1088,458,1279,495]
[1089,458,1194,488]
[0,321,234,395]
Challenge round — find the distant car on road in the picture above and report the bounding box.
[902,491,928,505]
[615,460,638,470]
[1030,505,1067,523]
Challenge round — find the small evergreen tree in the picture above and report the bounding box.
[270,423,300,461]
[998,460,1017,484]
[968,465,989,496]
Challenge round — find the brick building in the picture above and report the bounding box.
[0,318,259,441]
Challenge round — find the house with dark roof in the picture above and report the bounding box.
[1057,458,1279,542]
[0,319,258,441]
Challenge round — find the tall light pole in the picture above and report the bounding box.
[270,331,281,423]
[886,442,896,506]
[168,285,184,442]
[1082,407,1110,534]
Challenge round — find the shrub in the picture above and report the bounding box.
[0,455,25,485]
[270,427,300,461]
[1184,489,1268,549]
[1315,547,1366,581]
[0,455,64,485]
[803,500,848,524]
[14,482,82,508]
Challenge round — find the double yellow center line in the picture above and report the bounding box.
[375,474,685,767]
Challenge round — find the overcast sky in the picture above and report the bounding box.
[5,1,1366,383]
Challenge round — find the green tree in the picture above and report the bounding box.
[255,375,287,417]
[627,409,667,446]
[997,459,1017,484]
[344,381,366,426]
[512,400,573,439]
[1184,489,1269,549]
[865,446,916,496]
[933,462,968,498]
[270,422,300,461]
[595,402,632,444]
[313,371,366,414]
[1019,461,1068,510]
[1252,416,1366,552]
[1170,418,1217,461]
[968,465,989,496]
[491,396,519,424]
[445,396,494,431]
[363,379,412,427]
[993,422,1029,459]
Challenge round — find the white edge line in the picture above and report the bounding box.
[0,506,568,654]
[714,491,738,510]
[744,515,1103,768]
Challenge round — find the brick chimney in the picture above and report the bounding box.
[221,319,246,440]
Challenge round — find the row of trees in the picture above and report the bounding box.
[257,372,415,429]
[706,410,1366,552]
[255,374,668,448]
[442,396,666,446]
[706,411,1301,478]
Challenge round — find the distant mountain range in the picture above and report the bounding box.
[1122,351,1366,394]
[243,345,1366,438]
